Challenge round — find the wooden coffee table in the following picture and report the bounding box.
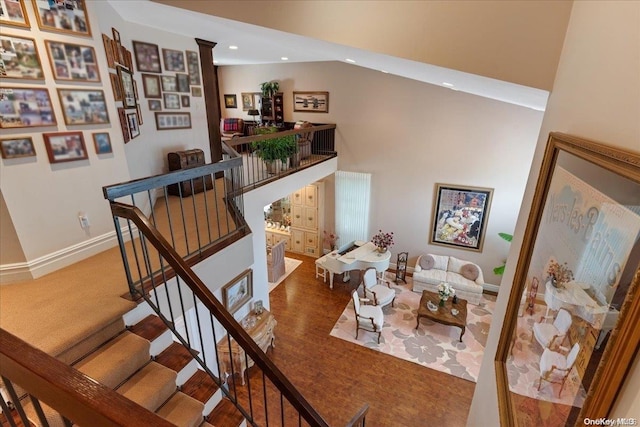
[415,290,468,341]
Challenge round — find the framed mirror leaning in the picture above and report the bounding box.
[495,132,640,426]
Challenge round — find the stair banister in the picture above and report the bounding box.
[109,201,331,427]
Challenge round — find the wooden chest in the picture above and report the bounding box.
[167,149,213,197]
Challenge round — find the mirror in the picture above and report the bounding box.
[495,132,640,426]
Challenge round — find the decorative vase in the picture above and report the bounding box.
[439,298,445,307]
[550,276,559,288]
[377,246,387,253]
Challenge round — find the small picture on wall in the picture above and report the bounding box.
[148,99,162,111]
[132,40,161,73]
[92,132,112,154]
[57,89,109,125]
[0,0,30,28]
[161,75,177,92]
[43,131,88,163]
[186,50,200,85]
[126,110,140,139]
[224,94,237,109]
[191,86,202,97]
[45,40,100,82]
[162,48,185,72]
[141,73,161,98]
[163,93,180,109]
[176,73,190,93]
[0,136,36,159]
[181,95,190,108]
[0,34,44,79]
[222,269,253,314]
[117,66,136,108]
[33,0,91,37]
[241,92,254,110]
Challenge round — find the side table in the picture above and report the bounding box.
[216,309,277,384]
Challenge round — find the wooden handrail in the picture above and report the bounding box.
[109,201,331,427]
[345,404,369,427]
[0,329,173,427]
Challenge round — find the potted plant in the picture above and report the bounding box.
[260,81,280,98]
[252,132,297,174]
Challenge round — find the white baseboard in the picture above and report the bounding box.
[0,225,137,285]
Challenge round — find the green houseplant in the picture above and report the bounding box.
[493,232,513,275]
[252,130,297,173]
[260,81,280,98]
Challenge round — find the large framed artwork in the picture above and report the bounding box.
[45,40,100,82]
[57,89,109,125]
[0,34,44,79]
[495,133,640,427]
[293,91,329,113]
[0,87,55,128]
[132,40,161,73]
[0,0,30,28]
[222,269,253,314]
[430,183,493,252]
[43,131,88,163]
[32,0,91,37]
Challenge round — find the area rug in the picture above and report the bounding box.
[330,274,495,382]
[506,304,587,408]
[268,257,302,292]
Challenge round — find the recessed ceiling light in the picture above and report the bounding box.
[213,60,219,64]
[345,58,356,63]
[281,57,288,61]
[442,82,454,87]
[229,45,238,50]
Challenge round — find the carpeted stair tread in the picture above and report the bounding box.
[116,362,177,412]
[72,331,150,389]
[155,342,194,372]
[129,314,169,342]
[206,398,244,426]
[57,317,127,365]
[180,369,220,404]
[156,392,204,427]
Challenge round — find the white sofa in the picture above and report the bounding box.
[412,253,484,305]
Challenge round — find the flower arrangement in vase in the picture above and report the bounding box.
[437,282,455,306]
[371,230,394,252]
[545,258,574,288]
[323,230,339,251]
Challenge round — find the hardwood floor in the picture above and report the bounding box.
[249,252,476,426]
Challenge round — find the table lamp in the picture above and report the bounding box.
[248,109,260,125]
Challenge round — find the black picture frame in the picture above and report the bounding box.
[132,40,161,73]
[117,65,136,108]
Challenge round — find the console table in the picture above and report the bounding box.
[216,309,276,384]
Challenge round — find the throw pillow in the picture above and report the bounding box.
[419,255,435,270]
[224,118,239,132]
[461,263,480,281]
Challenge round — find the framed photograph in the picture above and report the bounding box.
[117,65,136,108]
[161,75,177,92]
[176,73,190,93]
[180,95,190,108]
[163,93,180,109]
[136,103,143,125]
[241,92,254,111]
[1,0,31,28]
[186,50,200,85]
[293,91,329,113]
[0,34,44,79]
[0,87,55,128]
[253,299,264,315]
[496,133,640,426]
[154,112,191,130]
[102,34,115,68]
[126,110,140,139]
[132,40,161,73]
[148,99,162,111]
[45,40,99,82]
[224,94,237,109]
[58,89,109,125]
[162,48,185,72]
[109,72,122,101]
[111,27,120,43]
[429,183,493,252]
[43,131,87,163]
[141,73,161,98]
[222,269,253,314]
[117,107,129,143]
[0,136,35,159]
[32,0,91,37]
[191,86,202,97]
[92,132,112,154]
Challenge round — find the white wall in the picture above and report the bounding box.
[219,62,544,285]
[469,1,640,425]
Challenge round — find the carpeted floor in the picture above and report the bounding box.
[268,257,302,292]
[330,274,495,382]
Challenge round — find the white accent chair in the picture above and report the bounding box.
[352,290,384,343]
[266,240,286,283]
[361,267,395,309]
[532,308,572,350]
[538,342,581,396]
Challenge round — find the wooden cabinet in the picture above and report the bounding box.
[266,228,291,251]
[216,310,276,385]
[260,93,284,125]
[288,182,323,257]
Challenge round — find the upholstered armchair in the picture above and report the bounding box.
[361,267,395,309]
[532,308,572,350]
[267,240,286,283]
[351,290,384,343]
[538,342,581,396]
[293,121,314,159]
[220,118,245,140]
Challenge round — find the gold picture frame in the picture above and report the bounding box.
[222,269,253,314]
[32,0,91,37]
[495,132,640,426]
